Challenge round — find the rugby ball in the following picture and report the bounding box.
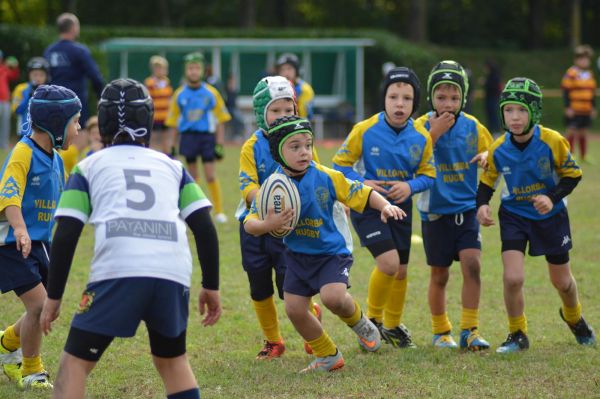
[256,173,301,238]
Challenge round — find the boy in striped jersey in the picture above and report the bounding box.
[561,45,597,163]
[145,55,174,156]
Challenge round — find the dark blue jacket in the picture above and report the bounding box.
[44,39,104,123]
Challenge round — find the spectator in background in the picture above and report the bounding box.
[12,57,51,137]
[0,50,20,150]
[44,13,104,126]
[144,55,174,156]
[561,45,597,163]
[482,59,502,134]
[225,74,244,141]
[275,53,315,120]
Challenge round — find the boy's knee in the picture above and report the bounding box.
[377,262,398,276]
[24,302,45,319]
[504,275,524,291]
[321,296,345,314]
[463,261,481,282]
[551,276,574,294]
[430,268,449,286]
[285,302,307,322]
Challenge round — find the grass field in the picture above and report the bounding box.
[1,139,599,398]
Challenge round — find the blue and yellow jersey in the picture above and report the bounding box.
[0,136,65,244]
[480,125,581,220]
[165,83,231,133]
[295,79,315,120]
[332,112,436,199]
[11,82,34,136]
[245,162,372,255]
[561,66,596,115]
[238,129,320,221]
[415,112,493,218]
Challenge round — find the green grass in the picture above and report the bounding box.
[1,140,599,398]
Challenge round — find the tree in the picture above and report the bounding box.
[408,0,427,43]
[241,0,257,28]
[528,0,544,48]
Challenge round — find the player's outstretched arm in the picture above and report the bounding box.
[470,150,489,168]
[41,216,85,335]
[185,207,222,326]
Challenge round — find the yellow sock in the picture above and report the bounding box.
[508,314,528,334]
[367,267,394,322]
[22,356,44,377]
[562,302,582,325]
[1,325,20,352]
[432,313,452,335]
[460,307,479,331]
[208,179,224,214]
[252,297,282,343]
[383,277,407,329]
[339,300,361,327]
[306,331,337,358]
[309,302,319,318]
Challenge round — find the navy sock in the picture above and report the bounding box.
[167,387,200,399]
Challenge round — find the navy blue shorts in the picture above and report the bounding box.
[0,242,49,295]
[239,222,287,274]
[283,250,353,297]
[422,209,481,267]
[350,203,412,251]
[499,206,573,257]
[71,277,189,338]
[179,132,215,163]
[565,115,592,129]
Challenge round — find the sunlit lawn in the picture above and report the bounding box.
[1,138,599,398]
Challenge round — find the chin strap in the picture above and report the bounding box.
[282,163,306,174]
[112,126,148,143]
[509,129,530,137]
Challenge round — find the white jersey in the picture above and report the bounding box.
[55,145,211,287]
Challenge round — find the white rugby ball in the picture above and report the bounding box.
[256,173,301,238]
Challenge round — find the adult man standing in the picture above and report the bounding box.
[44,13,104,126]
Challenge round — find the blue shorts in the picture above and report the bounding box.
[422,209,481,267]
[499,206,573,257]
[350,203,412,251]
[179,132,215,163]
[0,242,49,295]
[283,250,353,297]
[239,222,287,274]
[71,277,189,338]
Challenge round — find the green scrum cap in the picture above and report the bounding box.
[252,76,297,131]
[427,60,469,115]
[499,77,543,135]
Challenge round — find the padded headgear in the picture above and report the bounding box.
[267,115,313,173]
[427,60,469,115]
[98,78,153,146]
[29,85,81,149]
[381,67,421,115]
[499,77,543,136]
[252,76,297,131]
[184,52,205,67]
[276,53,300,75]
[27,57,50,75]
